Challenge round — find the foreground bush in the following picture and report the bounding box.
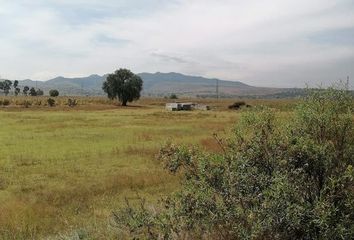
[113,86,354,239]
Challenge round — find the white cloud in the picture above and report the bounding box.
[0,0,353,88]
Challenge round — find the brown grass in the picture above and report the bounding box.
[0,95,299,112]
[0,96,299,239]
[200,137,224,153]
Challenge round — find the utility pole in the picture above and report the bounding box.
[216,79,219,100]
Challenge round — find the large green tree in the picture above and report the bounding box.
[0,80,12,95]
[102,68,143,106]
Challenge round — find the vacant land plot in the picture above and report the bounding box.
[0,104,242,239]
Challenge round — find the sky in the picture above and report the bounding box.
[0,0,353,88]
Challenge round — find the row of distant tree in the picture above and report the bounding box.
[0,80,59,97]
[0,79,42,96]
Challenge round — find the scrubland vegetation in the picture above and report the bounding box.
[0,87,352,239]
[113,87,354,239]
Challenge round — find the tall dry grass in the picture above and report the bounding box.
[0,104,244,239]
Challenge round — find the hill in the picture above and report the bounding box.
[6,72,300,97]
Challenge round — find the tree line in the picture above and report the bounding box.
[0,79,44,96]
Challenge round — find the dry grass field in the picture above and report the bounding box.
[0,96,296,239]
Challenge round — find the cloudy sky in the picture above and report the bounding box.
[0,0,353,87]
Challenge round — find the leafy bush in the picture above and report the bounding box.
[67,98,78,107]
[47,98,55,107]
[2,99,10,106]
[228,101,246,109]
[49,89,59,97]
[113,86,354,239]
[170,94,178,99]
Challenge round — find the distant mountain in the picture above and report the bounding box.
[140,72,245,96]
[138,72,291,97]
[15,74,107,96]
[139,72,249,89]
[46,74,105,88]
[5,72,301,97]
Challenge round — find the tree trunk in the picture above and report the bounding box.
[122,100,127,106]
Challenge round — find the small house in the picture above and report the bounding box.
[194,104,211,111]
[165,103,181,111]
[166,102,210,111]
[181,102,194,111]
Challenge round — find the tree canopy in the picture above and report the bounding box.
[23,86,29,95]
[49,89,59,97]
[102,68,143,106]
[0,80,12,95]
[29,87,37,96]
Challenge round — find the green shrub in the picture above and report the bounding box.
[49,89,59,97]
[170,94,178,99]
[228,101,246,109]
[67,98,77,107]
[47,98,55,107]
[113,86,354,239]
[2,99,10,106]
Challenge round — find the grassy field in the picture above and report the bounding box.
[0,97,297,239]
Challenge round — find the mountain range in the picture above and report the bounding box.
[4,72,303,98]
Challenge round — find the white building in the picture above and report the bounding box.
[165,103,182,111]
[165,102,210,111]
